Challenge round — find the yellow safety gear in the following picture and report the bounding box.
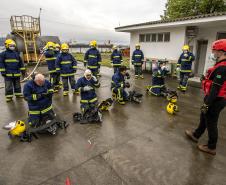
[135,43,140,48]
[46,41,55,49]
[166,102,178,115]
[61,43,69,50]
[9,120,26,136]
[89,40,97,47]
[182,45,190,51]
[55,43,60,48]
[5,39,16,48]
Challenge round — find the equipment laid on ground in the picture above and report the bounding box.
[128,91,143,103]
[3,115,68,142]
[73,98,114,124]
[166,90,179,115]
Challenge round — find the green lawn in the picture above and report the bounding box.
[73,52,130,68]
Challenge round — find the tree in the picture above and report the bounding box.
[161,0,226,20]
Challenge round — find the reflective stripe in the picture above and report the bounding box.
[60,73,74,77]
[20,67,26,70]
[181,59,190,62]
[73,66,77,69]
[113,64,121,66]
[88,65,98,69]
[134,55,141,57]
[0,68,6,72]
[32,94,37,100]
[113,56,120,58]
[6,95,13,98]
[14,93,22,96]
[6,73,21,77]
[98,62,102,65]
[49,70,56,73]
[56,68,60,71]
[29,105,52,115]
[46,57,56,61]
[5,59,18,63]
[177,64,181,66]
[48,89,54,93]
[134,63,142,66]
[61,61,72,64]
[88,55,97,58]
[151,85,164,88]
[180,70,191,73]
[80,97,97,103]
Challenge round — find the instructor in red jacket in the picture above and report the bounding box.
[185,39,226,155]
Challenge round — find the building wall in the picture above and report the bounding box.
[193,25,226,74]
[130,27,186,62]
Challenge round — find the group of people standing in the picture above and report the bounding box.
[0,38,225,155]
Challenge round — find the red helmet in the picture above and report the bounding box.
[212,39,226,52]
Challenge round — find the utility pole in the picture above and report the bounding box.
[38,8,42,36]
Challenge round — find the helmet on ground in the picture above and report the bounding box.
[212,39,226,52]
[89,40,97,47]
[61,43,69,50]
[46,41,55,49]
[9,120,26,136]
[166,102,178,115]
[182,45,190,51]
[5,39,16,48]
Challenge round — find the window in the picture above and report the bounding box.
[164,32,170,42]
[151,34,157,42]
[217,32,226,40]
[146,34,151,42]
[158,33,163,42]
[139,34,145,42]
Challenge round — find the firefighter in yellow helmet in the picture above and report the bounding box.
[54,43,62,89]
[0,39,26,102]
[55,43,78,96]
[132,44,144,79]
[84,40,102,77]
[177,45,195,92]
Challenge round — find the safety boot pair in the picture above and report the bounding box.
[72,89,80,95]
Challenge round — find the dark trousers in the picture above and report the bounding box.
[62,76,75,91]
[179,72,189,90]
[5,77,22,98]
[134,66,142,76]
[50,72,61,89]
[28,110,55,128]
[194,98,226,149]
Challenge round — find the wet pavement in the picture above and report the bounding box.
[0,64,226,185]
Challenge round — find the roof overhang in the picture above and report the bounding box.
[115,14,226,32]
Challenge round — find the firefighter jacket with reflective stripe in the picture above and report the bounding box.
[44,49,57,73]
[23,80,54,112]
[132,49,144,65]
[111,50,123,66]
[84,48,101,68]
[0,49,25,77]
[202,60,226,99]
[152,67,168,86]
[75,76,100,102]
[111,71,126,89]
[55,53,77,76]
[177,52,195,73]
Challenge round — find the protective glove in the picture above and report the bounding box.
[92,76,98,82]
[125,82,130,88]
[82,85,93,92]
[201,103,209,114]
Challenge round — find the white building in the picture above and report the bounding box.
[115,12,226,76]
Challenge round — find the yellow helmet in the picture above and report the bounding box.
[9,120,26,136]
[55,43,60,48]
[46,41,55,49]
[61,43,69,50]
[112,45,117,50]
[5,39,16,48]
[89,40,97,47]
[182,45,190,51]
[166,102,178,115]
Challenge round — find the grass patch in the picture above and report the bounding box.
[73,52,130,68]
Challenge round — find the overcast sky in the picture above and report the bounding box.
[0,0,166,44]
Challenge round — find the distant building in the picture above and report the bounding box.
[115,12,226,76]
